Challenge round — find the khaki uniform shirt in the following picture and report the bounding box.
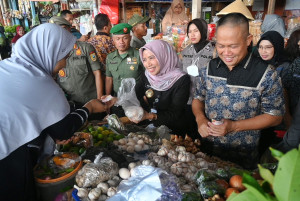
[130,35,146,49]
[181,42,214,104]
[57,41,103,105]
[106,47,144,95]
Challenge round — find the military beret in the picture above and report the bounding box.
[49,16,71,27]
[110,23,132,35]
[128,14,150,27]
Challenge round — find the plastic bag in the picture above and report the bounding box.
[156,125,172,140]
[107,166,182,201]
[107,114,126,131]
[116,78,144,122]
[75,153,119,188]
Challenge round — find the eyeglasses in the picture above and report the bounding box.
[258,45,274,51]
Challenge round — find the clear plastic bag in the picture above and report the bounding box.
[75,153,119,188]
[107,166,182,201]
[116,78,144,122]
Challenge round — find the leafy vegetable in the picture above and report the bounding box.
[228,147,300,201]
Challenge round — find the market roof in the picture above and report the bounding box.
[216,0,254,21]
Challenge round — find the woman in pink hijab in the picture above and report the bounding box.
[162,0,189,33]
[135,40,190,135]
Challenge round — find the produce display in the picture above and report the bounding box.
[39,118,300,201]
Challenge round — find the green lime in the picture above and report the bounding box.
[82,129,89,133]
[97,134,104,140]
[106,136,114,143]
[79,147,86,155]
[115,134,125,140]
[97,127,104,132]
[91,131,97,137]
[88,126,95,132]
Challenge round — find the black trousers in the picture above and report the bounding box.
[0,141,40,201]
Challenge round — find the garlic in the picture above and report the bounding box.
[126,146,134,153]
[157,147,168,156]
[137,139,144,146]
[119,168,131,180]
[176,146,186,153]
[107,179,117,187]
[107,187,117,197]
[128,162,137,170]
[148,152,158,160]
[142,159,151,166]
[134,144,143,152]
[132,136,139,142]
[88,187,101,200]
[127,141,136,147]
[74,185,88,198]
[128,132,136,138]
[97,182,109,194]
[143,144,149,150]
[98,194,107,201]
[113,140,119,146]
[118,138,126,145]
[112,175,120,182]
[120,145,127,151]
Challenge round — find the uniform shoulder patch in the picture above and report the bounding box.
[58,69,66,77]
[90,51,97,62]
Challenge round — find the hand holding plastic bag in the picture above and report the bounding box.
[116,78,144,122]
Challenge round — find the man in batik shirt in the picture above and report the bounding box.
[192,13,285,169]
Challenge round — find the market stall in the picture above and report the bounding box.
[33,112,300,201]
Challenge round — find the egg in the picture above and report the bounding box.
[126,146,134,153]
[134,144,142,152]
[118,138,126,145]
[119,168,131,179]
[128,162,136,170]
[137,139,144,146]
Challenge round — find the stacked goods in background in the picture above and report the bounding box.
[249,20,262,46]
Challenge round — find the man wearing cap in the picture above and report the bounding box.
[128,14,150,49]
[49,16,104,109]
[192,13,284,169]
[106,23,144,96]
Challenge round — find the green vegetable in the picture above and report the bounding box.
[181,192,203,201]
[79,147,86,155]
[195,169,217,184]
[228,146,300,201]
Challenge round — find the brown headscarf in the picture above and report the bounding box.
[162,0,189,33]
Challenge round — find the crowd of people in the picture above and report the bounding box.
[1,2,300,200]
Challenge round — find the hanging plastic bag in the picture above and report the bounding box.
[116,78,144,122]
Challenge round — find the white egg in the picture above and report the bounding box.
[134,144,142,152]
[126,146,134,153]
[119,168,131,179]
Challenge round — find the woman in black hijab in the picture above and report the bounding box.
[257,31,290,76]
[181,18,215,139]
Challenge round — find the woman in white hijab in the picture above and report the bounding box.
[0,23,107,200]
[161,0,189,34]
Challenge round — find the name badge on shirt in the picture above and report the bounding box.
[187,65,199,77]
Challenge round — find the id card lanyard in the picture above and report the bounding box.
[186,57,199,77]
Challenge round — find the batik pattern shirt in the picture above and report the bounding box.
[88,32,116,69]
[194,53,285,168]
